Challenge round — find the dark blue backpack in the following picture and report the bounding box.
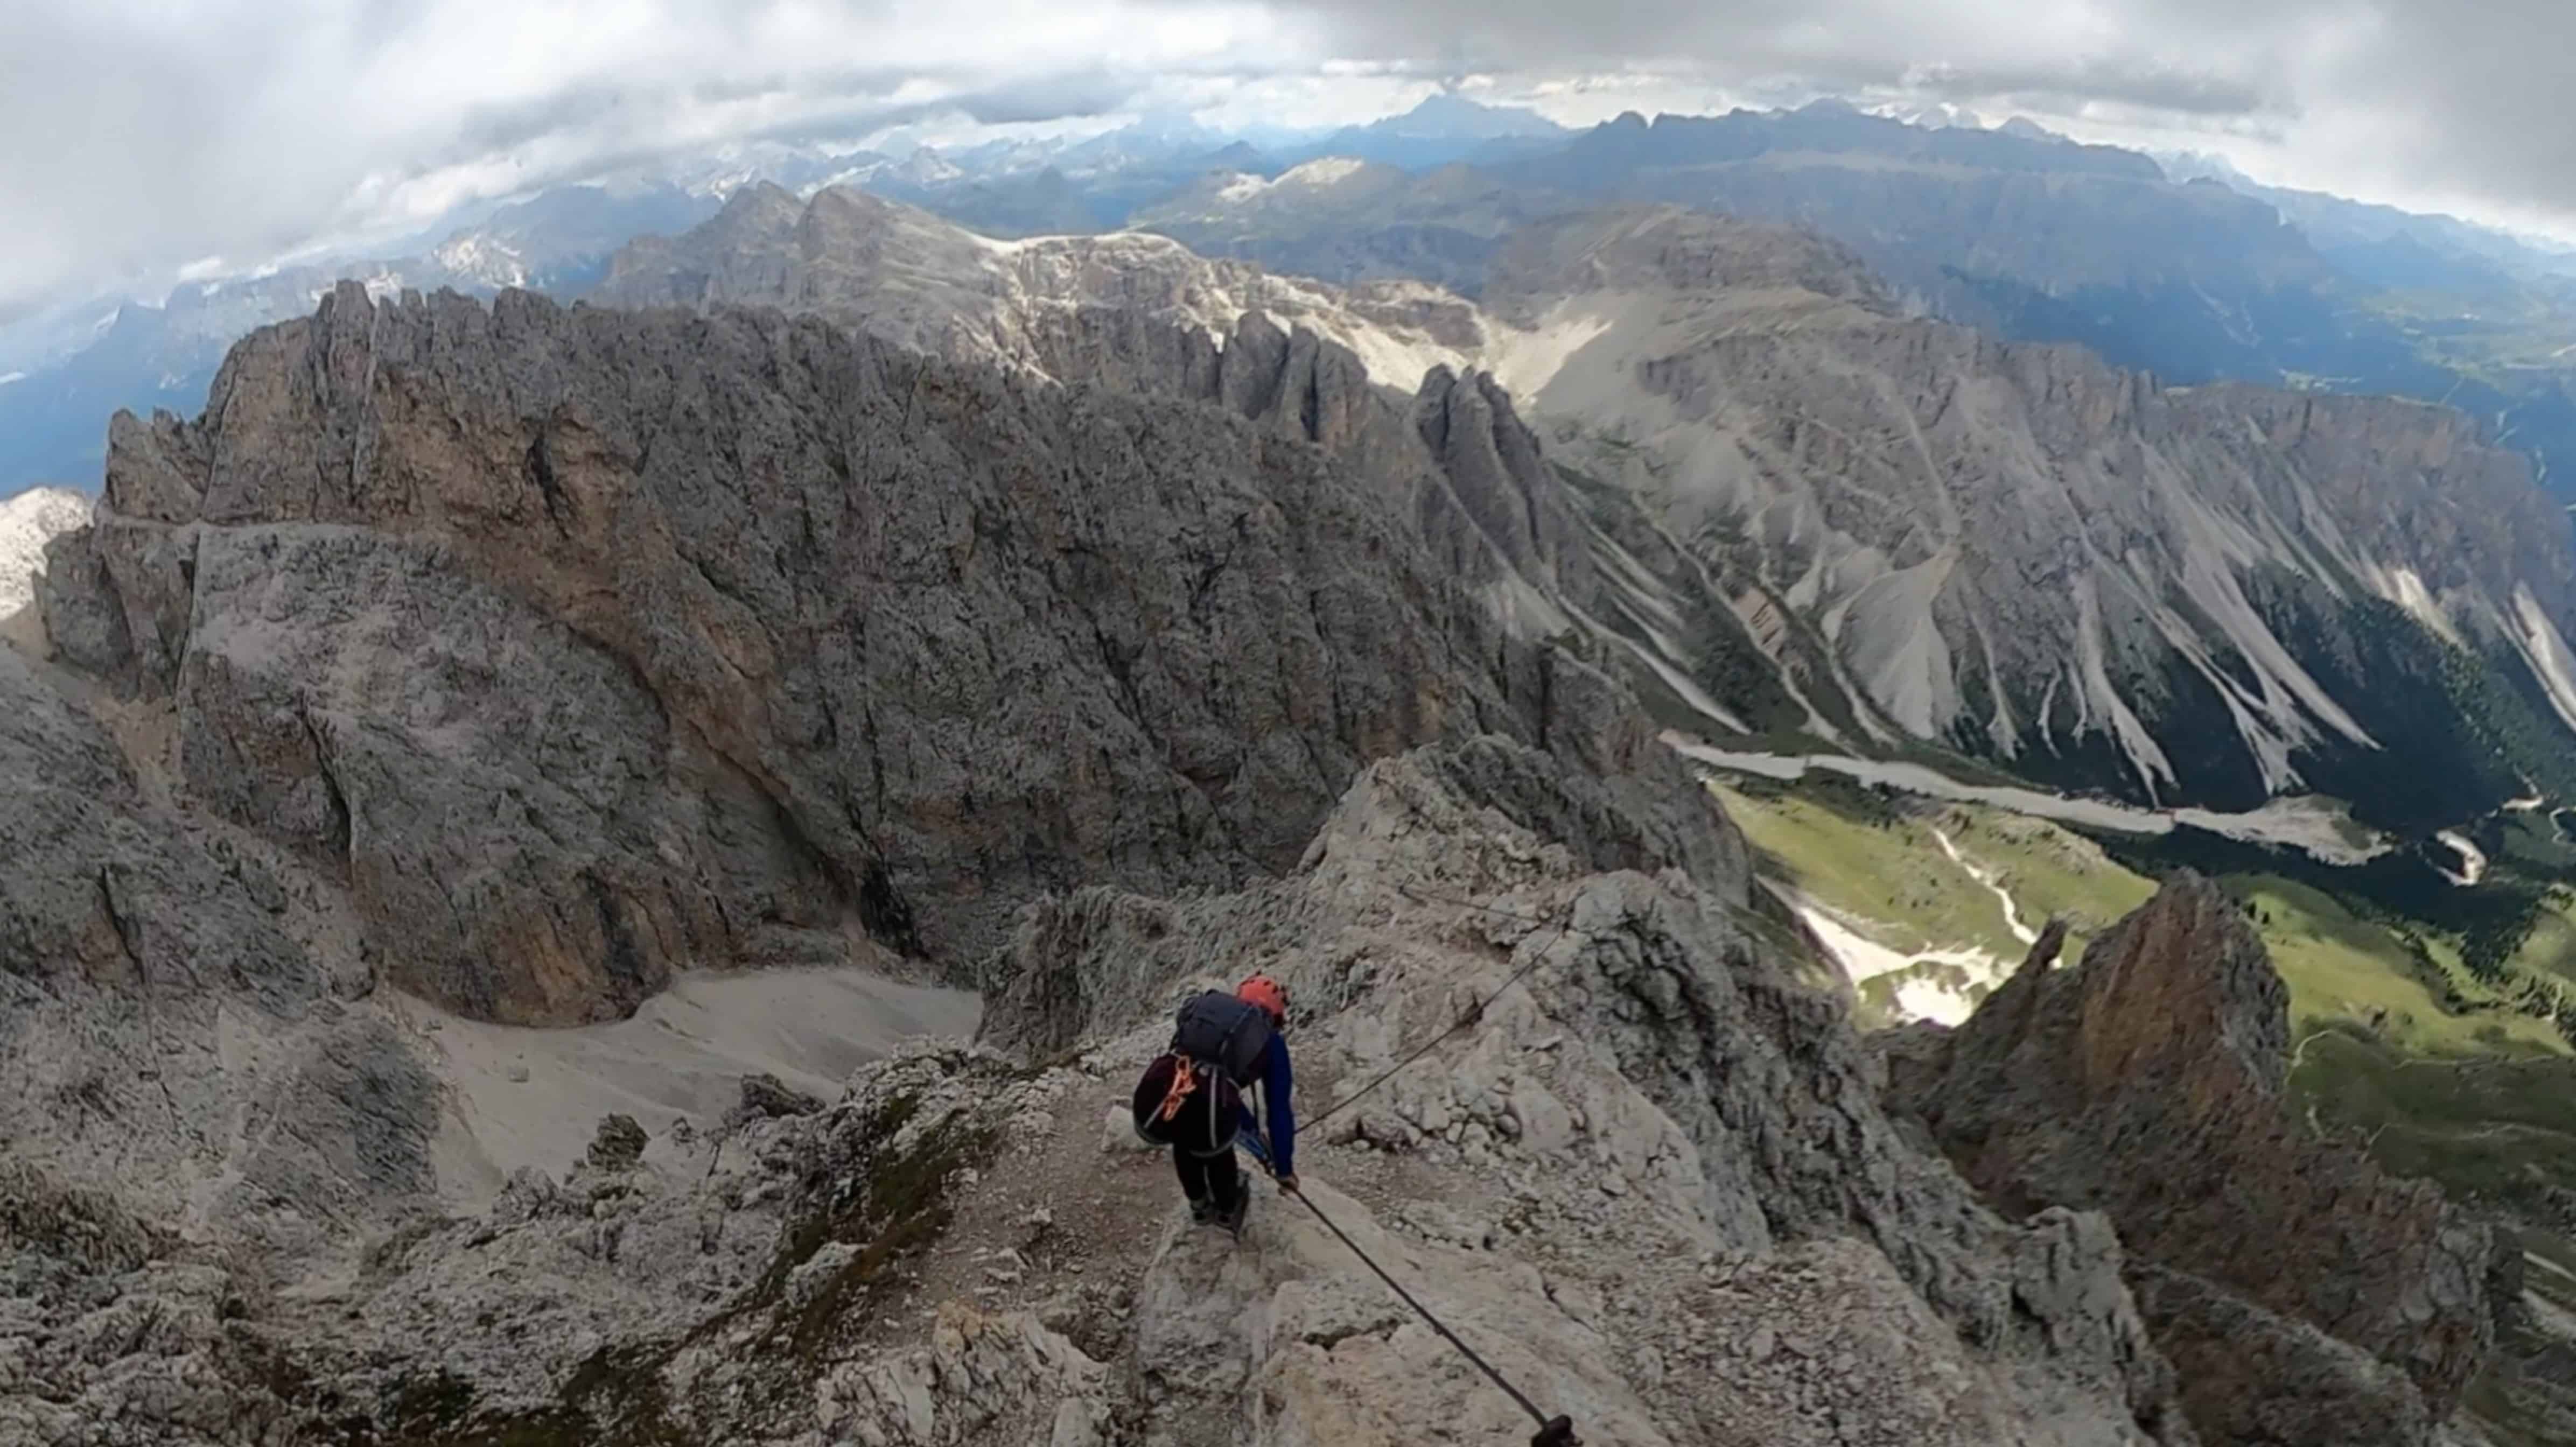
[1171,989,1273,1085]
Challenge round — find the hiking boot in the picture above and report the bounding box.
[1218,1195,1249,1238]
[1188,1197,1214,1226]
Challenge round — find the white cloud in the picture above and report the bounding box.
[1239,0,2576,231]
[0,0,1306,317]
[3,0,2574,319]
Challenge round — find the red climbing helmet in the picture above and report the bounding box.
[1236,973,1289,1024]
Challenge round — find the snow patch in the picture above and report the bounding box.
[1780,888,2012,1027]
[2435,830,2489,887]
[1215,172,1269,203]
[1278,156,1368,187]
[1934,828,2038,945]
[432,233,530,289]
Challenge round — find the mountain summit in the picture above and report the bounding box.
[1356,92,1567,141]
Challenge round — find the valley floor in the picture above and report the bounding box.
[1706,767,2576,1444]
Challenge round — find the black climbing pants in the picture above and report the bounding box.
[1175,1142,1243,1212]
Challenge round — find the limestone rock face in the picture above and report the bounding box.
[214,742,2195,1447]
[0,485,87,620]
[0,638,445,1445]
[608,186,2576,820]
[1884,876,2500,1444]
[1481,206,2576,811]
[0,224,2514,1445]
[39,284,1635,1025]
[0,642,429,1240]
[600,183,1591,616]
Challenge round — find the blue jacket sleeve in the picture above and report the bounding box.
[1238,1034,1296,1177]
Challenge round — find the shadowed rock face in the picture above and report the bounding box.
[995,303,1597,614]
[37,283,1662,1026]
[1884,876,2498,1445]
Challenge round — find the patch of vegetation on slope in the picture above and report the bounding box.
[2287,1026,2576,1446]
[2296,1030,2576,1203]
[2238,875,2568,1058]
[1713,764,2576,1437]
[2099,793,2576,1051]
[1716,773,2113,963]
[337,1083,1002,1447]
[1717,777,2020,959]
[2252,583,2576,835]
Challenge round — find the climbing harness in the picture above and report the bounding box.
[1280,1176,1579,1447]
[1156,1056,1200,1123]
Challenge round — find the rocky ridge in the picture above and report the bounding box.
[11,734,2216,1446]
[0,272,2513,1443]
[595,183,1486,402]
[1882,884,2502,1445]
[598,188,2576,822]
[36,282,1616,1029]
[1480,207,2576,816]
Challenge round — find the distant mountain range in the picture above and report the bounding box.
[11,91,2576,512]
[1142,100,2576,499]
[0,184,721,498]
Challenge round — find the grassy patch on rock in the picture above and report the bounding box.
[1714,776,2155,961]
[773,1092,1000,1358]
[2231,875,2568,1058]
[1714,778,2025,959]
[2291,1028,2576,1203]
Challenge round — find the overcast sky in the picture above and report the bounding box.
[3,0,2570,320]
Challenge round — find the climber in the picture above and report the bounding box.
[1131,973,1298,1236]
